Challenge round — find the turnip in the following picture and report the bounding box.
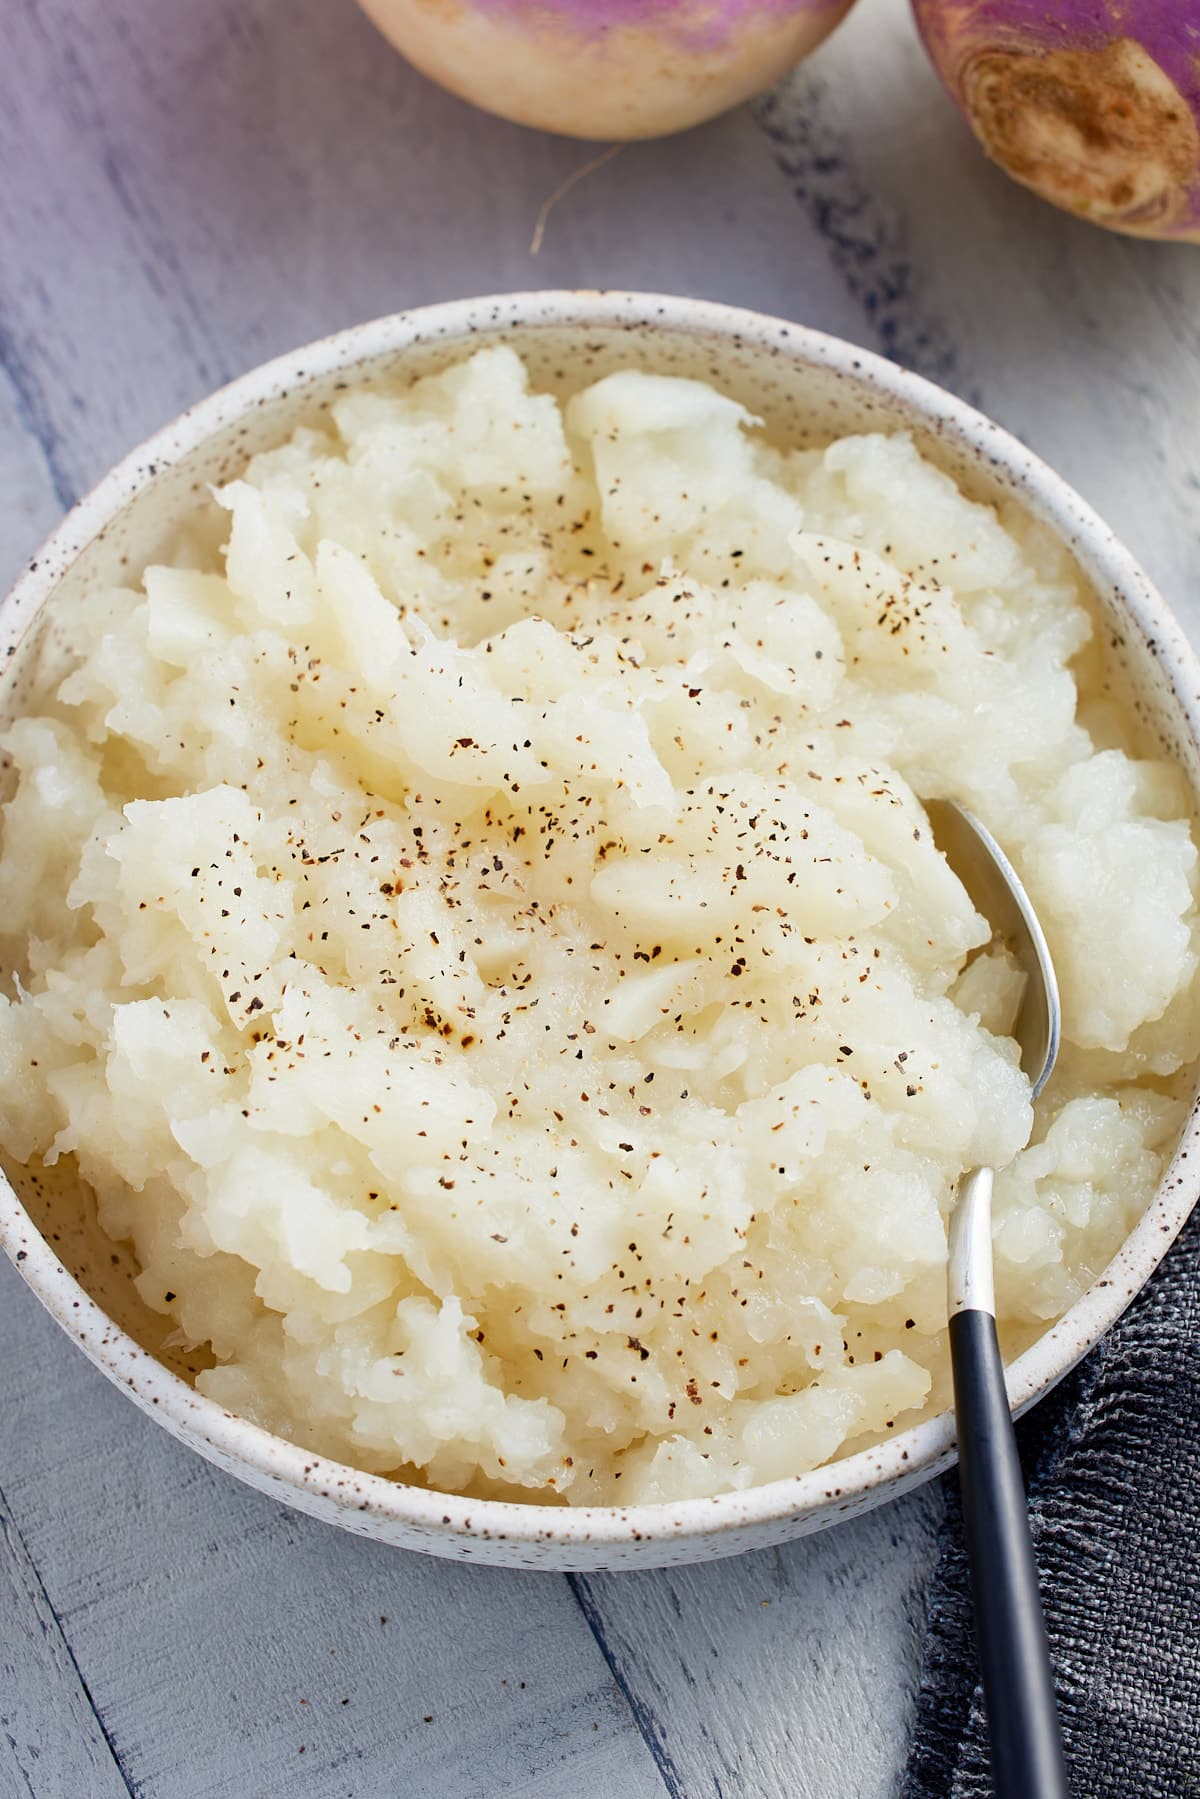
[355,0,857,140]
[912,1,1200,241]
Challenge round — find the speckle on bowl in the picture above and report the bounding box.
[2,292,1199,1570]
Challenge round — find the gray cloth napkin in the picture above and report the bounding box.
[900,1205,1200,1798]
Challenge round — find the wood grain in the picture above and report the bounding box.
[0,1483,132,1799]
[571,1487,942,1799]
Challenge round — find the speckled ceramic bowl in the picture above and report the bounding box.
[3,293,1199,1570]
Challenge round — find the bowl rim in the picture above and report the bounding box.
[3,287,1199,1554]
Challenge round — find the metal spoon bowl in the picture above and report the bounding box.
[925,798,1060,1103]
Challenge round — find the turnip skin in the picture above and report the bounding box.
[356,0,857,140]
[912,0,1200,242]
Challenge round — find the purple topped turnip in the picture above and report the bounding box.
[912,1,1200,241]
[356,0,858,140]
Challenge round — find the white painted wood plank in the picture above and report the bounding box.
[0,0,853,508]
[572,1488,943,1799]
[0,1485,131,1799]
[0,1260,666,1799]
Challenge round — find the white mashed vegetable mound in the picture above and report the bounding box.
[2,348,1198,1505]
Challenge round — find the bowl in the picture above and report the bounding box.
[3,291,1199,1571]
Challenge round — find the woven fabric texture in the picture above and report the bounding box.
[903,1207,1200,1798]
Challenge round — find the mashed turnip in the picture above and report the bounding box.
[1,348,1196,1504]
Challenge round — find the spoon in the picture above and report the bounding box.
[925,798,1069,1799]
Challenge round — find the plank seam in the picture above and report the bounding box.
[0,1482,138,1799]
[565,1574,687,1799]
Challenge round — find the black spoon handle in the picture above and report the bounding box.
[950,1306,1070,1799]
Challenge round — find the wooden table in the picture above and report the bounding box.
[3,3,1198,1794]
